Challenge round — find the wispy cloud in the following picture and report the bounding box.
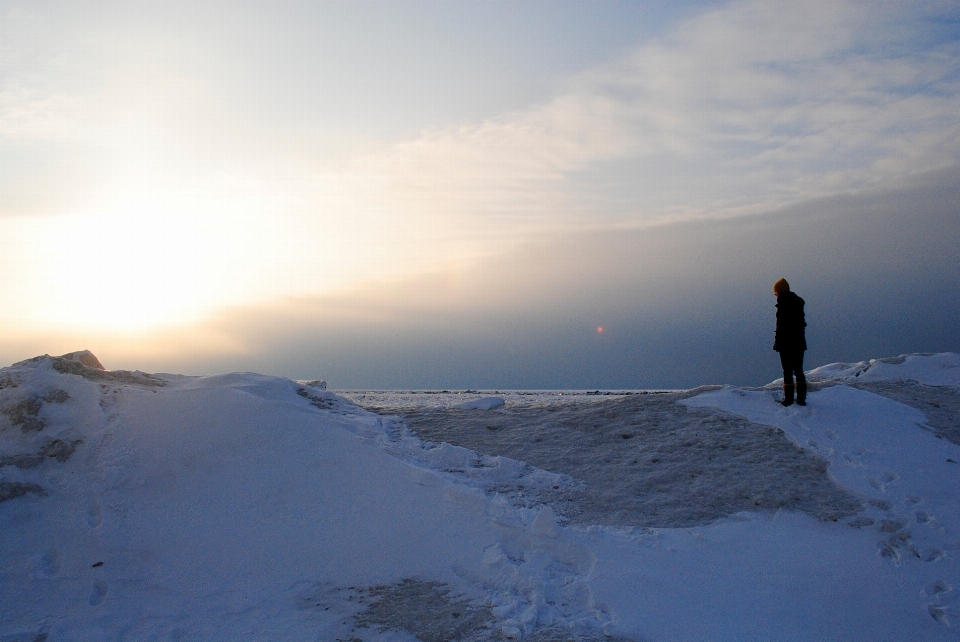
[363,0,960,235]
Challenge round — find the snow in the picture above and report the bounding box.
[2,352,959,640]
[679,383,960,639]
[805,352,960,387]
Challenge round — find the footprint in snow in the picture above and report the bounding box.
[31,547,62,579]
[89,581,108,606]
[878,519,906,533]
[926,579,952,596]
[847,516,875,529]
[921,548,945,562]
[87,501,102,528]
[928,604,951,627]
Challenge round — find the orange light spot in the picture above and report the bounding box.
[597,326,604,334]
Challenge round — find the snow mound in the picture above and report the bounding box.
[807,352,960,387]
[57,350,105,370]
[0,356,612,641]
[455,396,505,410]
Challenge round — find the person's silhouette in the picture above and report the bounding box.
[773,278,807,406]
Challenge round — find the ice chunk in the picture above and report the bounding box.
[57,350,105,370]
[455,396,505,410]
[530,506,558,538]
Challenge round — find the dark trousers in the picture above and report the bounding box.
[779,350,806,388]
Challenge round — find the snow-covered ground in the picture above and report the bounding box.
[2,352,959,641]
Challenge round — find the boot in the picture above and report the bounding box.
[796,381,807,406]
[781,384,795,407]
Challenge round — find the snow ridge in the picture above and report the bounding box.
[806,352,960,387]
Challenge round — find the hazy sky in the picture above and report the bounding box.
[2,0,958,387]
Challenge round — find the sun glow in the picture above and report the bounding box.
[42,214,229,330]
[0,148,501,338]
[3,185,283,333]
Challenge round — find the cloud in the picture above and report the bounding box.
[1,0,958,337]
[9,0,957,231]
[363,0,960,236]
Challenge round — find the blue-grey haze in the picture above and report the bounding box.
[163,168,960,389]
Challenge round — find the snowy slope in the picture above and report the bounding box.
[2,353,959,641]
[805,352,960,387]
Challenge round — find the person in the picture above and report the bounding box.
[773,278,806,406]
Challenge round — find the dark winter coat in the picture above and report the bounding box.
[774,291,807,352]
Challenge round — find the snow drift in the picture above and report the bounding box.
[2,352,959,641]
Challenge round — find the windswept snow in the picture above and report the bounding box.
[2,352,959,641]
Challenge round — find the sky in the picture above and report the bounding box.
[1,0,959,388]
